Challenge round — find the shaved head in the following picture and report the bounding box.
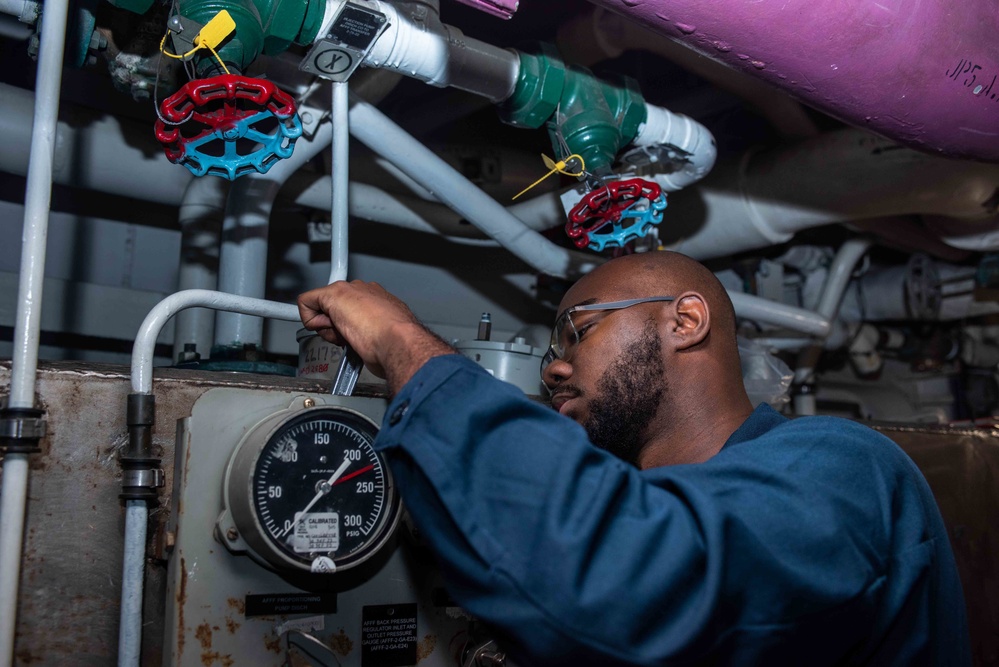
[562,251,739,352]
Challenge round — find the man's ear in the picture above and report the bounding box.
[670,292,710,351]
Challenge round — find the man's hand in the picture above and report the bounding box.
[298,281,455,395]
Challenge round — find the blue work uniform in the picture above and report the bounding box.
[375,355,970,666]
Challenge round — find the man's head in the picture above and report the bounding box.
[542,251,748,467]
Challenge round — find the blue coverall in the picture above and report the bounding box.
[376,355,970,666]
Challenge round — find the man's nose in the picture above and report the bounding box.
[542,357,573,390]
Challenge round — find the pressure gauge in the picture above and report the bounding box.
[220,403,400,574]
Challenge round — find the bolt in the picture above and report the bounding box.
[303,398,316,408]
[300,111,314,124]
[226,528,238,541]
[167,16,184,33]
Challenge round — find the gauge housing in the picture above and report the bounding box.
[220,401,401,574]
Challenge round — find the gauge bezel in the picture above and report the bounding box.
[223,403,400,574]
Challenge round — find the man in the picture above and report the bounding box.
[299,251,969,666]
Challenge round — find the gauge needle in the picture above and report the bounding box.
[333,464,374,485]
[280,456,352,538]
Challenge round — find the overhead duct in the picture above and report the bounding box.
[556,6,819,141]
[589,0,999,161]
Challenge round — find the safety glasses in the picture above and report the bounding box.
[540,296,675,378]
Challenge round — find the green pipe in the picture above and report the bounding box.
[107,0,323,74]
[500,44,647,174]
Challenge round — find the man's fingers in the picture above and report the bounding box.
[315,328,345,346]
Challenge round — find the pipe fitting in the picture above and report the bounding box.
[500,44,565,129]
[121,393,163,502]
[500,45,650,173]
[178,0,325,74]
[359,0,519,102]
[0,407,46,455]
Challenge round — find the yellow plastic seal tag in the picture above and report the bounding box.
[512,153,586,201]
[194,9,236,49]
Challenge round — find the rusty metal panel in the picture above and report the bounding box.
[875,424,999,667]
[0,361,372,666]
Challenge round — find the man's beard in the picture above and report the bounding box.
[583,319,667,465]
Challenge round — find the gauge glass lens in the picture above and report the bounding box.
[252,409,393,567]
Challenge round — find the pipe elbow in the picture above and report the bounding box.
[635,104,717,191]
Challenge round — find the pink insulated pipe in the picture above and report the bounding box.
[590,0,999,162]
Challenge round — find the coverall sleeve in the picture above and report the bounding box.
[374,355,898,666]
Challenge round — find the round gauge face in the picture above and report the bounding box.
[250,408,397,570]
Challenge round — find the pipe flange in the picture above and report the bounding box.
[0,407,46,455]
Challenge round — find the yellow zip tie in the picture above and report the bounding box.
[512,153,586,200]
[202,42,230,74]
[159,9,234,74]
[159,33,199,59]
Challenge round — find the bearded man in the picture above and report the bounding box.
[299,251,969,666]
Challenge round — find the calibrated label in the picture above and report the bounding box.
[361,603,417,667]
[245,592,337,617]
[294,512,339,553]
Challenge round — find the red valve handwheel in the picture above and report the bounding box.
[566,179,664,250]
[154,74,302,179]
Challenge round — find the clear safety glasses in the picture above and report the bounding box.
[539,296,675,378]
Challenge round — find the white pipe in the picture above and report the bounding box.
[117,501,147,667]
[634,104,717,191]
[120,290,300,665]
[0,456,29,666]
[793,239,873,386]
[133,290,299,394]
[813,239,873,327]
[0,83,192,205]
[506,191,567,231]
[214,124,334,347]
[667,128,999,260]
[0,87,498,240]
[173,178,227,361]
[0,0,69,662]
[728,291,831,338]
[295,178,491,239]
[7,82,999,266]
[924,214,999,252]
[0,15,32,39]
[0,0,37,23]
[356,0,519,102]
[330,82,349,284]
[748,337,813,351]
[347,95,600,279]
